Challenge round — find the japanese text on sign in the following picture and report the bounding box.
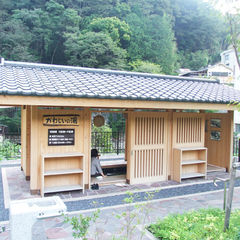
[48,129,75,146]
[43,115,79,126]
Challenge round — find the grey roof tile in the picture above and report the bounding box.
[1,60,240,104]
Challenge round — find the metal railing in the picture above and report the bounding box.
[1,132,239,158]
[91,131,125,155]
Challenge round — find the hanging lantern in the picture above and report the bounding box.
[93,115,105,127]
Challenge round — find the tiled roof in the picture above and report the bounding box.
[1,60,240,104]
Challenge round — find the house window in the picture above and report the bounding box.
[236,124,240,133]
[225,54,229,60]
[212,72,228,77]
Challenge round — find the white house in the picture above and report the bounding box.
[179,62,233,84]
[221,48,240,132]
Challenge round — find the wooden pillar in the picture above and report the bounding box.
[30,106,39,194]
[21,105,31,180]
[124,111,128,161]
[21,106,27,173]
[168,109,173,180]
[26,106,31,179]
[83,107,91,189]
[126,109,134,184]
[228,110,234,172]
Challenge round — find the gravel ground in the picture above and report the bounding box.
[64,180,233,212]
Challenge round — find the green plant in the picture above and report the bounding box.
[0,139,21,160]
[113,190,158,240]
[91,124,113,153]
[64,201,103,239]
[64,209,100,239]
[148,207,240,240]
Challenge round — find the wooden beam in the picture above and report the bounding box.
[0,95,236,110]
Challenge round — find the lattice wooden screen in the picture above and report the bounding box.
[134,149,164,178]
[173,113,205,147]
[130,113,167,184]
[134,116,164,145]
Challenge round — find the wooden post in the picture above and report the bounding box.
[21,106,27,172]
[224,160,240,231]
[30,106,39,194]
[83,107,91,189]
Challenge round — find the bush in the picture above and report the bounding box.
[0,139,21,160]
[148,207,240,240]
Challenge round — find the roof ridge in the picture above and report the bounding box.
[3,60,220,84]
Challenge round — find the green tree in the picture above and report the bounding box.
[85,17,131,48]
[129,60,163,74]
[108,113,125,132]
[64,31,128,70]
[175,0,227,68]
[0,107,21,133]
[179,50,209,70]
[125,9,178,74]
[11,0,81,64]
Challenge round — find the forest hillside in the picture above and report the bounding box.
[0,0,227,75]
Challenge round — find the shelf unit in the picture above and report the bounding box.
[173,147,207,183]
[41,152,84,197]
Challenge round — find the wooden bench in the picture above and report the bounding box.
[100,160,127,169]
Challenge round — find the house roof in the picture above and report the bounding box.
[1,60,240,105]
[180,63,233,77]
[198,63,233,72]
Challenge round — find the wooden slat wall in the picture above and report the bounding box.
[129,112,168,184]
[205,111,233,171]
[173,113,205,148]
[134,116,165,145]
[134,149,164,178]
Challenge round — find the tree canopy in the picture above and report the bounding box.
[0,0,228,74]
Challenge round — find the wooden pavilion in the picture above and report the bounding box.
[1,58,240,197]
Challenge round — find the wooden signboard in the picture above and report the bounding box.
[48,129,75,146]
[43,115,80,126]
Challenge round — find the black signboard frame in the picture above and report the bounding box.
[48,129,75,146]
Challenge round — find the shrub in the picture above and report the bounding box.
[148,207,240,240]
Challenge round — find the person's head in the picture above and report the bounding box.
[91,149,99,158]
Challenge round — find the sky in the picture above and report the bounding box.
[206,0,239,14]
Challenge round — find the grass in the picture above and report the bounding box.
[148,207,240,240]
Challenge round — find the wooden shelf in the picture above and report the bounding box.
[44,184,83,194]
[42,152,84,158]
[182,160,206,165]
[41,153,85,197]
[44,169,83,176]
[173,147,207,183]
[181,173,206,179]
